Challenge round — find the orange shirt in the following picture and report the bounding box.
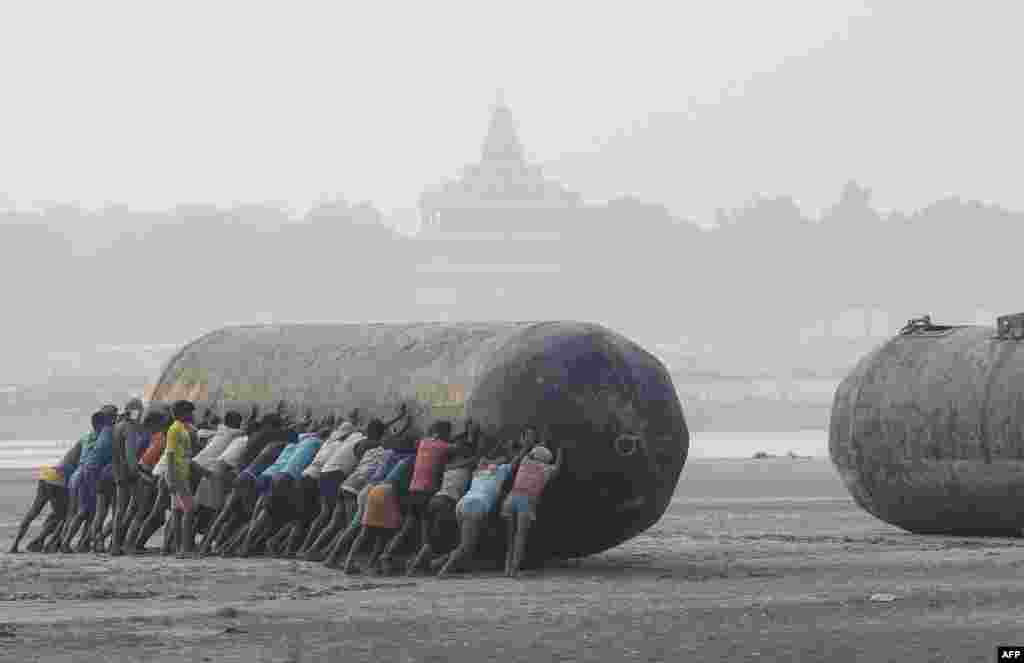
[140,430,167,468]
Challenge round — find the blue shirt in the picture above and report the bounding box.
[82,426,115,468]
[63,431,95,477]
[464,463,513,512]
[281,435,322,479]
[261,442,299,477]
[384,457,415,497]
[369,449,416,483]
[241,442,285,478]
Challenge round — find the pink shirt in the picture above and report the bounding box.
[509,459,557,499]
[409,438,452,493]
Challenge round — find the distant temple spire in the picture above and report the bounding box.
[480,89,525,163]
[417,93,582,234]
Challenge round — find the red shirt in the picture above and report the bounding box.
[510,459,557,499]
[409,438,452,493]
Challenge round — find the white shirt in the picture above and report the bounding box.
[193,425,244,470]
[341,444,387,494]
[218,434,250,468]
[321,432,366,476]
[303,435,342,479]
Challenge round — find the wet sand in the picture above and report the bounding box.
[2,459,1022,663]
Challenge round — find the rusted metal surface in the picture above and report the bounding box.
[149,321,689,560]
[830,323,1024,535]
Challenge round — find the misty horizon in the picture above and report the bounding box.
[4,3,1024,224]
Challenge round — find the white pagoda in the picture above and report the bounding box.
[417,91,583,236]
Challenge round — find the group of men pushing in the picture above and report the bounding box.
[9,398,565,578]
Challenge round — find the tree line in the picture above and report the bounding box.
[1,182,1019,384]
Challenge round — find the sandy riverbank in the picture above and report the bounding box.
[1,460,1020,662]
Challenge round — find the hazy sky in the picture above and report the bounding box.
[3,1,1019,225]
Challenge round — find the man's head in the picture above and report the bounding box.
[91,411,108,433]
[171,400,196,423]
[335,421,355,439]
[260,413,283,430]
[382,431,404,449]
[520,425,538,448]
[451,439,475,460]
[123,398,145,423]
[100,404,119,421]
[528,445,553,464]
[365,418,386,441]
[428,420,453,441]
[480,435,509,464]
[394,433,418,452]
[224,410,243,430]
[92,411,115,432]
[142,403,171,431]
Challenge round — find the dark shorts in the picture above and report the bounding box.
[404,491,433,516]
[318,470,346,500]
[427,494,456,519]
[72,466,102,515]
[255,473,275,497]
[268,473,293,505]
[235,471,257,490]
[98,466,117,497]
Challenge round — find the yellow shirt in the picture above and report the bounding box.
[165,420,193,484]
